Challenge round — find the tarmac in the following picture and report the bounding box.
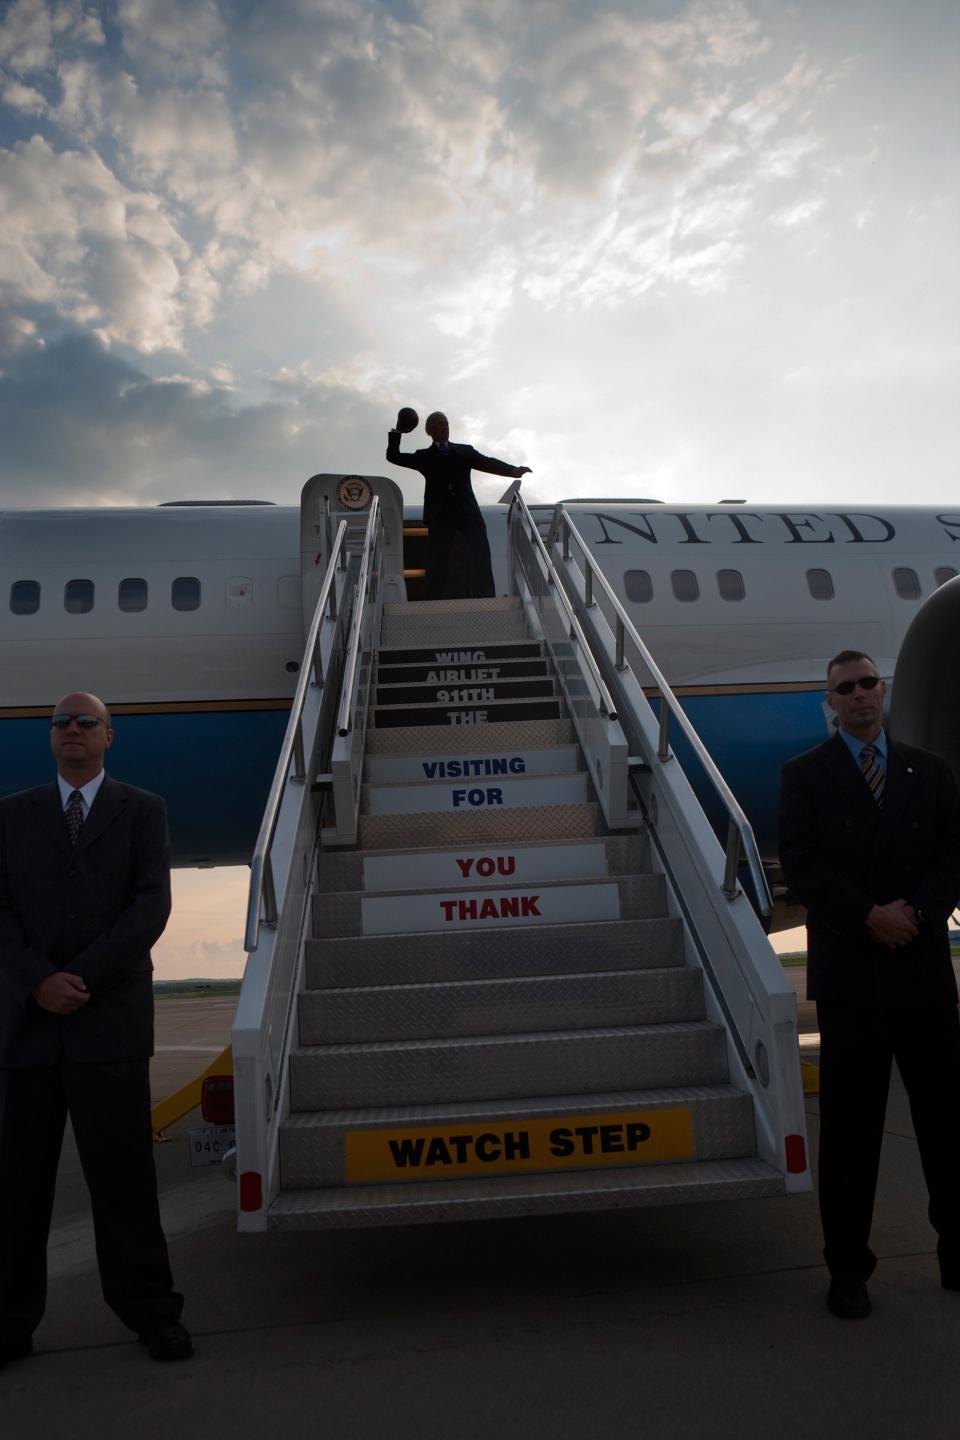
[3,980,960,1440]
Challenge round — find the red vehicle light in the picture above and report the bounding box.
[240,1172,263,1211]
[201,1075,235,1124]
[785,1134,807,1173]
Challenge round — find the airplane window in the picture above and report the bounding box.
[717,569,745,601]
[935,567,957,588]
[64,579,94,614]
[892,567,921,600]
[671,569,699,602]
[10,580,40,615]
[172,576,201,611]
[624,570,653,603]
[119,578,148,612]
[806,568,834,601]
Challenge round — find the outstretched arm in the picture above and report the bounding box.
[465,447,532,480]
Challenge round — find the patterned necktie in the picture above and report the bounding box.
[860,744,885,806]
[65,788,85,846]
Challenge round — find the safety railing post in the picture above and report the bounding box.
[658,699,671,761]
[262,854,278,928]
[723,821,742,899]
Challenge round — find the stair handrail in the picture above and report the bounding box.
[511,489,619,723]
[245,519,349,952]
[337,494,381,738]
[553,504,772,922]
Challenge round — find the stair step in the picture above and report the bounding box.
[383,597,523,616]
[365,744,583,785]
[375,657,551,686]
[362,771,590,816]
[299,965,703,1044]
[279,1084,753,1189]
[356,800,610,850]
[380,617,529,646]
[266,1158,785,1230]
[373,697,564,728]
[317,834,651,894]
[306,917,683,988]
[375,676,556,707]
[376,640,544,669]
[365,716,577,754]
[289,1021,728,1109]
[312,874,666,938]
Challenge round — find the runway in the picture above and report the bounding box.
[3,980,960,1440]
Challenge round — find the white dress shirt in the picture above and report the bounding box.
[57,770,106,818]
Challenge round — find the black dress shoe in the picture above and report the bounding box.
[827,1276,871,1319]
[0,1335,33,1369]
[137,1319,193,1361]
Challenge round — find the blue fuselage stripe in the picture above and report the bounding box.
[1,691,829,866]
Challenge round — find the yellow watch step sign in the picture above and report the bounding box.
[344,1106,695,1185]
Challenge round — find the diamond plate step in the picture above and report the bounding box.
[375,656,551,687]
[289,1021,728,1109]
[299,965,703,1045]
[365,717,577,754]
[316,834,651,894]
[362,771,590,816]
[380,616,529,646]
[365,743,583,785]
[312,873,666,938]
[279,1084,755,1189]
[384,598,523,616]
[305,917,682,989]
[373,697,564,729]
[266,1158,785,1230]
[356,800,610,850]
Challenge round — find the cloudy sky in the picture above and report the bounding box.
[3,0,956,978]
[1,0,958,516]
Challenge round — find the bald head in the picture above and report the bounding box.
[425,412,449,444]
[50,692,114,783]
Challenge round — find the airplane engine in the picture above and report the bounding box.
[890,574,960,786]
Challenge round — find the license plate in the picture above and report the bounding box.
[187,1125,236,1167]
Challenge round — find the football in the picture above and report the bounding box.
[396,406,419,433]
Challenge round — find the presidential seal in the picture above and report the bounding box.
[336,475,373,511]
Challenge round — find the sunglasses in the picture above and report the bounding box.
[51,714,105,730]
[830,676,881,696]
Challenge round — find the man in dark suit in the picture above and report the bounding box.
[778,650,960,1319]
[387,409,531,598]
[0,693,191,1368]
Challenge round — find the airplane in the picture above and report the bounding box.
[2,486,958,924]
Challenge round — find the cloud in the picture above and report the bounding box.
[0,135,217,349]
[0,328,403,507]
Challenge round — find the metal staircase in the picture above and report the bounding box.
[232,476,810,1232]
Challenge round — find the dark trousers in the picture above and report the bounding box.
[0,1059,182,1341]
[426,506,496,599]
[816,1000,960,1280]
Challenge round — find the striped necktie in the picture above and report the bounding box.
[860,744,885,805]
[65,789,85,846]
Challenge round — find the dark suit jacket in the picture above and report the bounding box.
[778,733,960,1006]
[386,432,517,528]
[0,776,172,1066]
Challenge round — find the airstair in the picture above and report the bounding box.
[231,475,810,1231]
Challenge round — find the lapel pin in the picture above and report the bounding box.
[907,767,913,774]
